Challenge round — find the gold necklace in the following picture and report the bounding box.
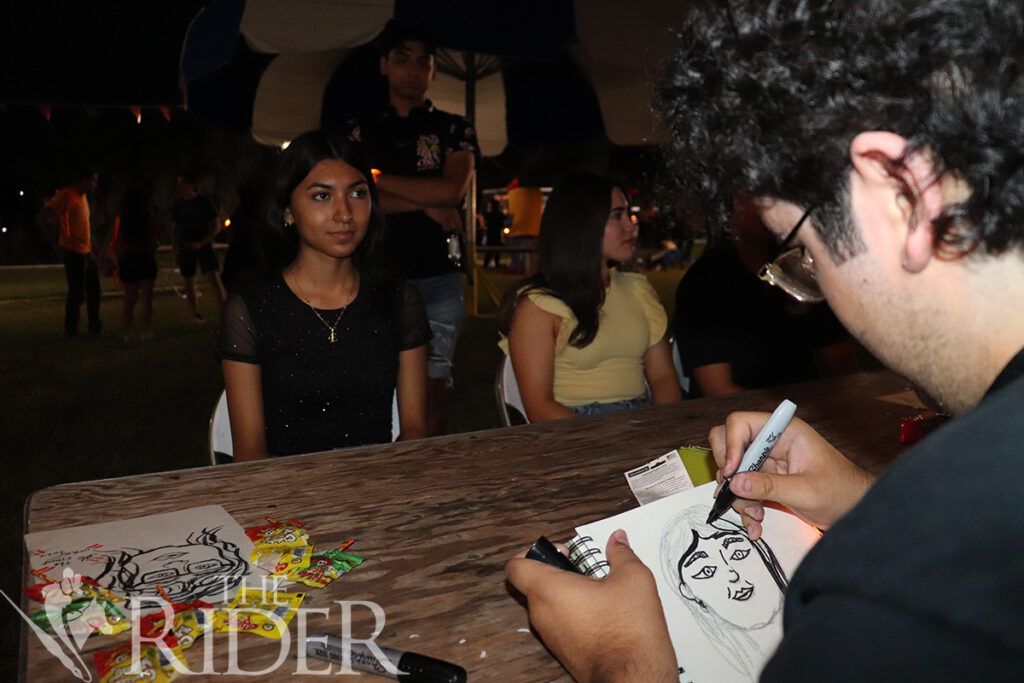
[288,274,354,343]
[307,304,347,343]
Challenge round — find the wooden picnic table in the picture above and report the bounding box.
[20,370,923,681]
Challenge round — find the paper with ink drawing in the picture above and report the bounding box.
[574,482,820,683]
[25,505,256,607]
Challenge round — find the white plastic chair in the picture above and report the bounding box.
[209,389,400,465]
[495,355,528,426]
[209,390,233,465]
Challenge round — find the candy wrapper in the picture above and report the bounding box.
[94,637,186,683]
[23,576,122,606]
[137,600,213,651]
[30,597,130,638]
[245,519,310,549]
[287,548,365,588]
[253,544,312,576]
[247,520,313,575]
[212,587,305,639]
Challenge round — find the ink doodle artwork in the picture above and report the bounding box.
[25,506,256,607]
[660,505,787,678]
[90,527,248,605]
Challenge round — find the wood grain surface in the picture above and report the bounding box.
[20,371,922,682]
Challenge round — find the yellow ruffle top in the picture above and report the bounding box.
[499,270,667,406]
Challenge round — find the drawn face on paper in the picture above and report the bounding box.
[95,528,248,605]
[677,528,781,629]
[116,543,243,603]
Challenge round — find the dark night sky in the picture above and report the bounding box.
[0,2,206,105]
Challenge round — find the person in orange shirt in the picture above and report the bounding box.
[38,167,102,336]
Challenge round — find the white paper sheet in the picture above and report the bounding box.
[574,482,821,683]
[25,505,257,606]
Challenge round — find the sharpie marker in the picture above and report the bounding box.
[306,632,467,683]
[707,399,797,525]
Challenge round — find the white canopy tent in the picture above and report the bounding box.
[227,0,680,151]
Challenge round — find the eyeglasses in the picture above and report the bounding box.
[757,206,825,303]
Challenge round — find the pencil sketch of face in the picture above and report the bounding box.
[662,506,788,631]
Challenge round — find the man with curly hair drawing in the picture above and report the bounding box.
[506,1,1024,680]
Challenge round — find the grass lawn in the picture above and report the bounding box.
[0,263,686,679]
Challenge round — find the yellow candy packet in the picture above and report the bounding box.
[252,543,312,576]
[247,519,314,575]
[140,606,211,651]
[245,519,310,549]
[212,587,305,639]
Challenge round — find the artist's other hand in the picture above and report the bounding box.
[709,413,875,540]
[424,207,463,234]
[505,530,677,683]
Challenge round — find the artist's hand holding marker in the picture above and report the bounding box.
[709,400,877,540]
[506,532,678,683]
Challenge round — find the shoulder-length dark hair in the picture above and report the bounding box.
[264,130,385,276]
[497,172,626,348]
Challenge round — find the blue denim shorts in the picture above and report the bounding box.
[410,273,465,381]
[572,396,650,416]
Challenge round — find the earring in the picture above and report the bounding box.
[284,220,295,229]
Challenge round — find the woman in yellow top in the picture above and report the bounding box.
[498,173,682,421]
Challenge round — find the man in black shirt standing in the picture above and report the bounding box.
[171,174,226,320]
[346,21,479,436]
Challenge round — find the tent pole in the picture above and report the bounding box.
[463,51,480,317]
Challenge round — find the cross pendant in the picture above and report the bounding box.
[329,330,336,343]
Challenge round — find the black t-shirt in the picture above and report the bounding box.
[216,273,431,456]
[673,245,848,396]
[345,101,480,278]
[762,347,1024,681]
[171,195,218,246]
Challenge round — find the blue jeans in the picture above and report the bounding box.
[410,272,465,381]
[572,396,650,416]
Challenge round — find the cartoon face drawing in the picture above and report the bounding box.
[676,528,781,629]
[95,528,247,605]
[661,507,788,632]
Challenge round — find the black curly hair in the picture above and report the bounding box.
[656,0,1024,263]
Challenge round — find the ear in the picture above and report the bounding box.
[849,131,941,272]
[379,56,388,76]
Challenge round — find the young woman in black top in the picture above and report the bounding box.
[217,131,430,459]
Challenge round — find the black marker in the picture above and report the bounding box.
[707,399,797,525]
[306,632,466,683]
[525,535,584,574]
